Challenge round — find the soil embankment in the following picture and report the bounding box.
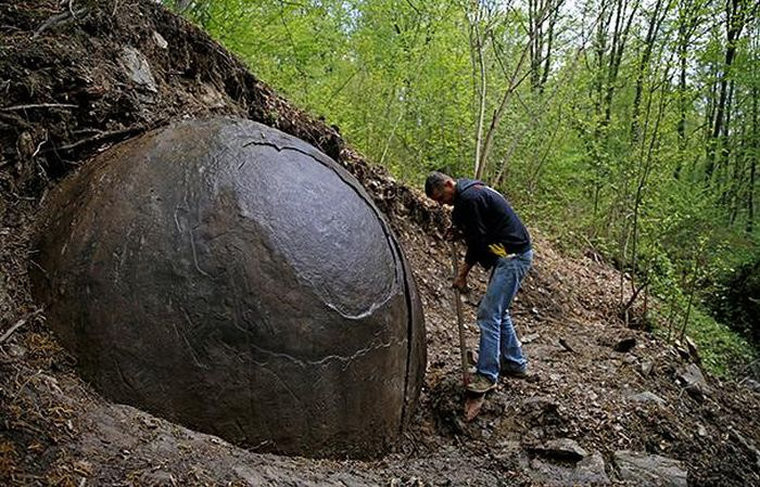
[1,1,759,485]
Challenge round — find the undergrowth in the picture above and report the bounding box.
[654,307,758,378]
[535,211,758,379]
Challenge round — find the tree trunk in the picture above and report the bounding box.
[719,79,735,206]
[706,0,744,181]
[602,0,638,127]
[749,87,758,233]
[529,0,541,91]
[674,14,688,178]
[631,0,669,143]
[539,0,564,93]
[467,2,488,178]
[475,43,531,180]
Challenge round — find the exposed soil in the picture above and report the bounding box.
[1,1,759,485]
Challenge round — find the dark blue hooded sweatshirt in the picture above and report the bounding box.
[452,178,531,269]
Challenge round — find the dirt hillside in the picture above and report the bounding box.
[1,1,759,485]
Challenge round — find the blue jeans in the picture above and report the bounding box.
[476,249,533,382]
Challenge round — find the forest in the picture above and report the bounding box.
[169,0,760,373]
[3,1,760,483]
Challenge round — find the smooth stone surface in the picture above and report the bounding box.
[614,450,687,487]
[31,117,426,458]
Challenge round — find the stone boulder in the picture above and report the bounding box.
[30,117,426,458]
[614,450,687,486]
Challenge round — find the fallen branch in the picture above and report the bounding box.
[0,309,43,344]
[33,6,87,39]
[622,279,649,312]
[55,126,144,152]
[32,135,49,157]
[0,103,78,111]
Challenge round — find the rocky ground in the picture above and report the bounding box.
[2,1,760,485]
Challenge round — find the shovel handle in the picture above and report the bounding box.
[450,241,470,387]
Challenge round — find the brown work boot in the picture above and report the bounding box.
[501,365,529,379]
[466,373,497,394]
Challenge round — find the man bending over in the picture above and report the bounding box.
[425,171,533,394]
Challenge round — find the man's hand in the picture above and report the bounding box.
[452,274,468,291]
[452,261,472,291]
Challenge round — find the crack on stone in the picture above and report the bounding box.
[112,355,138,396]
[187,225,211,278]
[246,338,404,371]
[238,138,402,321]
[178,308,208,369]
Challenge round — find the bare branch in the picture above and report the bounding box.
[1,103,78,111]
[0,309,43,344]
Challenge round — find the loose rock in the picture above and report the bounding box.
[629,391,666,406]
[152,30,168,49]
[741,378,760,393]
[678,363,711,397]
[614,337,636,353]
[523,332,540,344]
[530,438,588,462]
[120,46,158,92]
[527,451,609,486]
[640,360,654,377]
[614,450,687,487]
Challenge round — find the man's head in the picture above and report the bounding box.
[424,171,456,205]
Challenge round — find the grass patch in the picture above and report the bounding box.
[653,306,757,378]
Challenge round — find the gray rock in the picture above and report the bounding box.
[614,337,636,353]
[678,363,711,396]
[523,332,540,344]
[640,360,654,377]
[576,453,609,482]
[741,378,760,393]
[152,31,168,49]
[614,450,687,487]
[232,465,267,486]
[629,391,666,406]
[120,47,158,92]
[527,451,609,486]
[139,469,176,486]
[4,343,26,358]
[531,438,588,462]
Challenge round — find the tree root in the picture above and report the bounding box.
[33,4,87,39]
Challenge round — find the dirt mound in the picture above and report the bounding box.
[1,1,759,485]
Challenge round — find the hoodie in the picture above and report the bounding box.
[452,178,532,269]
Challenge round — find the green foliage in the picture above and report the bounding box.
[168,0,760,374]
[709,256,760,346]
[652,304,756,377]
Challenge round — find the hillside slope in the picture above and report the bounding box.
[1,1,759,485]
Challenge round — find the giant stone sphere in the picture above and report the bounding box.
[31,118,426,458]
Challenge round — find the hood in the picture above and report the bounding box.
[455,178,482,199]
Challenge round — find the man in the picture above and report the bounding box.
[424,171,533,394]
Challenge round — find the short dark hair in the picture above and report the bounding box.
[425,171,451,197]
